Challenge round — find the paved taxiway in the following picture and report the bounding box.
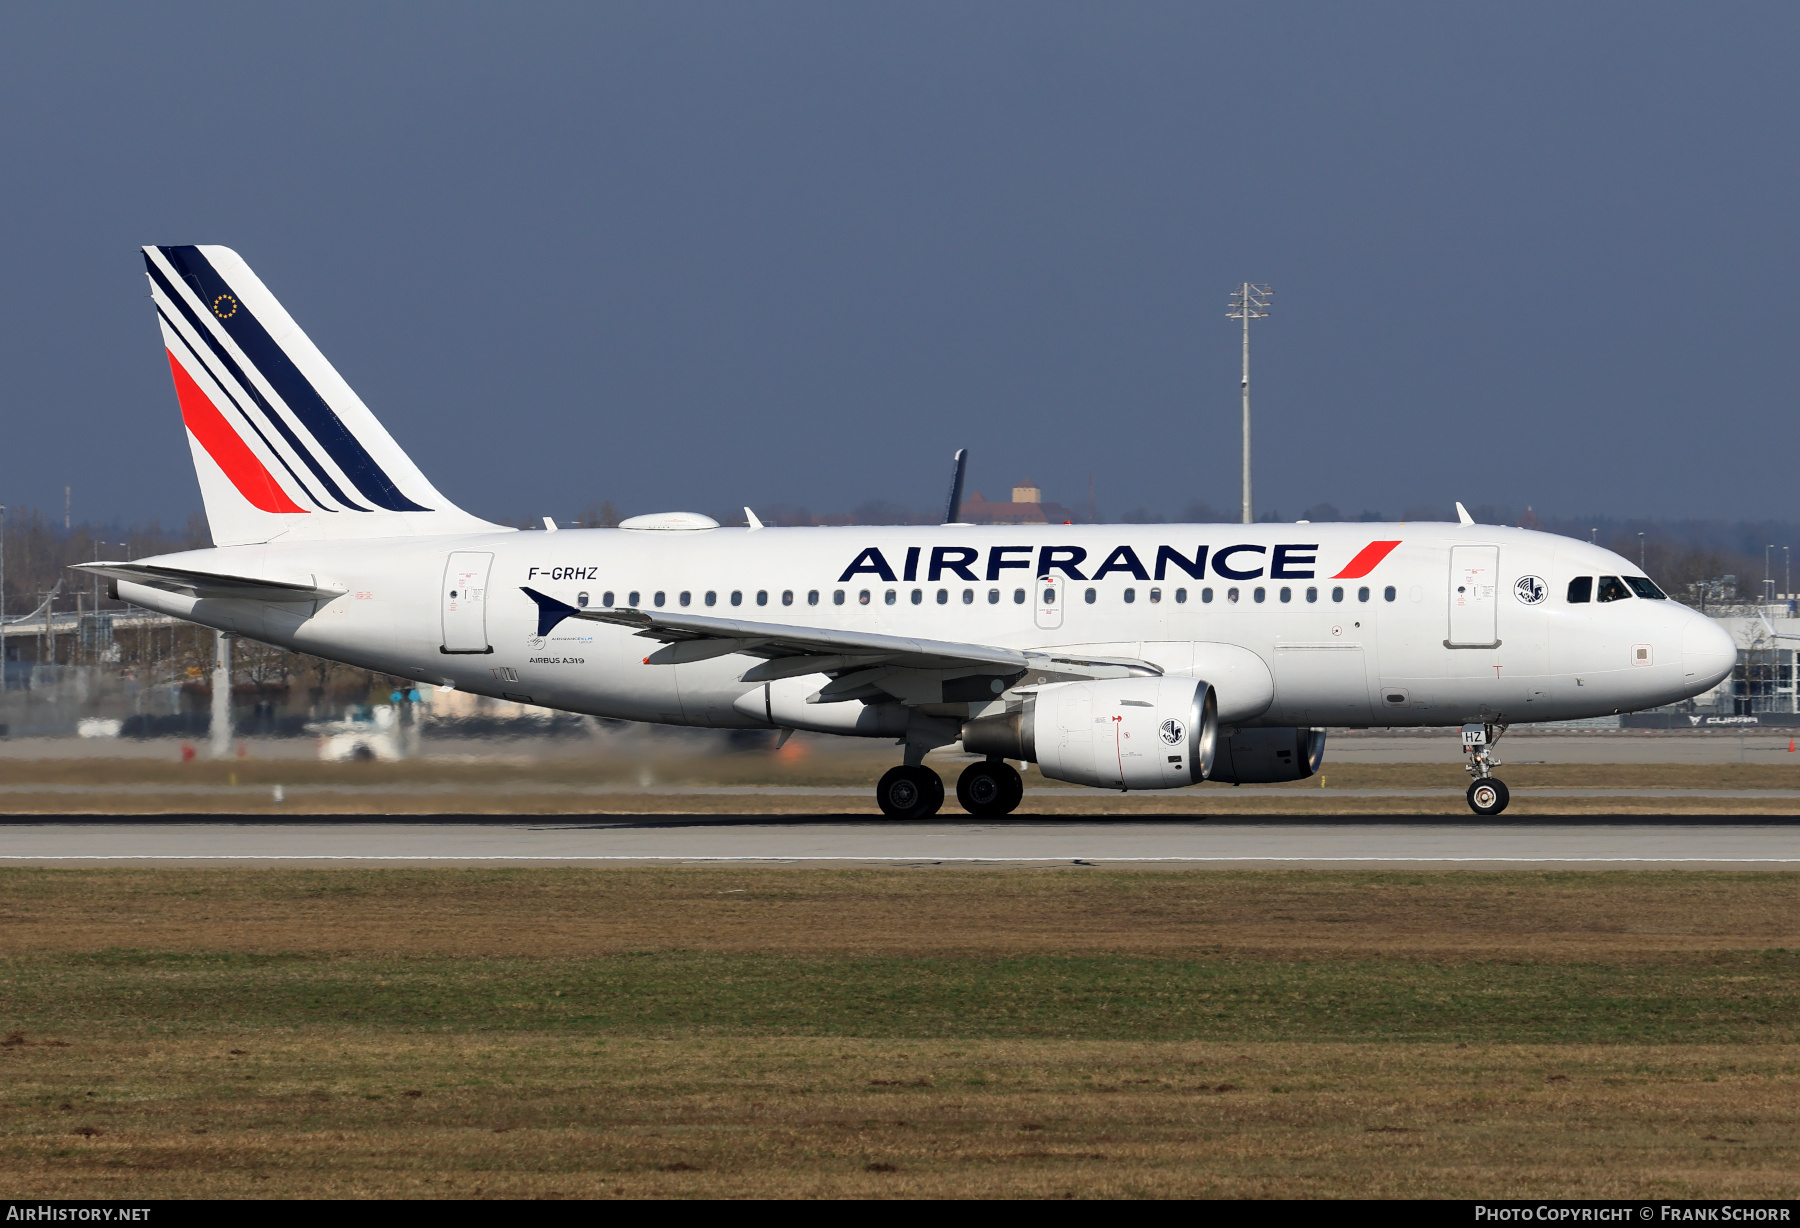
[3,815,1797,867]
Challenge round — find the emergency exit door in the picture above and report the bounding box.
[441,551,494,654]
[1035,575,1064,630]
[1448,545,1499,647]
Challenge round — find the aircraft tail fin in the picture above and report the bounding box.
[142,245,504,545]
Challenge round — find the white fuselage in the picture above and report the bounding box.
[117,521,1737,733]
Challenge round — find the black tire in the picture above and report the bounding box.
[877,765,945,819]
[1467,778,1510,816]
[956,760,1024,816]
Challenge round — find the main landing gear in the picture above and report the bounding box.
[956,758,1024,817]
[875,758,1025,819]
[876,765,944,819]
[1462,722,1510,816]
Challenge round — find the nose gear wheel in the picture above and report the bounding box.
[1467,778,1509,816]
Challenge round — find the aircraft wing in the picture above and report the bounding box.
[72,562,346,602]
[520,587,1159,684]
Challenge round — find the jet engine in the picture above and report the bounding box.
[961,676,1217,789]
[1207,727,1327,784]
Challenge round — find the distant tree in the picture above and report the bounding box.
[1300,503,1341,522]
[1179,500,1232,524]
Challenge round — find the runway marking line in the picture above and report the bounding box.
[2,855,1798,863]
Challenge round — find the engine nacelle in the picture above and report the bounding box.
[962,676,1217,790]
[1208,727,1327,784]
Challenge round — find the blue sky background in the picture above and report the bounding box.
[1,3,1795,527]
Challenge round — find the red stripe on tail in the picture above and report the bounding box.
[166,350,306,514]
[1333,540,1401,579]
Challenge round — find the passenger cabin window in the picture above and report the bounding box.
[1175,588,1188,603]
[577,591,589,607]
[1084,588,1096,604]
[1148,588,1162,604]
[1384,586,1397,602]
[1253,587,1266,603]
[1357,586,1370,602]
[859,590,871,605]
[938,589,949,604]
[1227,588,1239,603]
[911,589,923,605]
[679,591,691,607]
[987,589,1000,604]
[1331,586,1343,602]
[1625,576,1667,599]
[885,590,897,605]
[833,590,845,606]
[1013,588,1026,604]
[1123,588,1136,604]
[964,589,975,604]
[653,591,666,608]
[808,590,820,606]
[1279,587,1291,603]
[730,590,743,606]
[704,591,716,607]
[756,590,769,606]
[628,591,640,607]
[1596,576,1632,603]
[1567,577,1592,604]
[1306,587,1317,603]
[602,591,615,608]
[783,590,794,606]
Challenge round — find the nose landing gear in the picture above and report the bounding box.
[1462,722,1510,816]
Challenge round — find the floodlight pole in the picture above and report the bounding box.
[1226,284,1271,525]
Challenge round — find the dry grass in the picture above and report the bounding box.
[0,754,1797,814]
[1,867,1797,960]
[2,868,1798,1198]
[5,1036,1796,1199]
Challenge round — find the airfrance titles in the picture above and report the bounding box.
[837,543,1333,585]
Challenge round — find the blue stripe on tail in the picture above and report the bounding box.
[159,246,430,513]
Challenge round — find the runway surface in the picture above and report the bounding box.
[3,815,1798,867]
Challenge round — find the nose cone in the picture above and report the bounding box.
[1682,616,1738,694]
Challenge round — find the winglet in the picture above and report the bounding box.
[745,506,764,531]
[1455,502,1474,526]
[943,448,968,524]
[520,586,581,636]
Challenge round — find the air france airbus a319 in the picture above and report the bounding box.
[80,245,1739,817]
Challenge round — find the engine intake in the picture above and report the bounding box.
[1208,727,1327,784]
[962,676,1217,790]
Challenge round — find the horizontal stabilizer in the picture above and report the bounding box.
[73,562,345,602]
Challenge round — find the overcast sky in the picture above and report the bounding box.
[1,3,1795,529]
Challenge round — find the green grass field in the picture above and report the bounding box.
[2,869,1797,1197]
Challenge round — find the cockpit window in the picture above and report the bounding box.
[1567,576,1592,604]
[1596,576,1632,603]
[1624,576,1667,600]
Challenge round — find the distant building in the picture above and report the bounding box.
[958,480,1081,525]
